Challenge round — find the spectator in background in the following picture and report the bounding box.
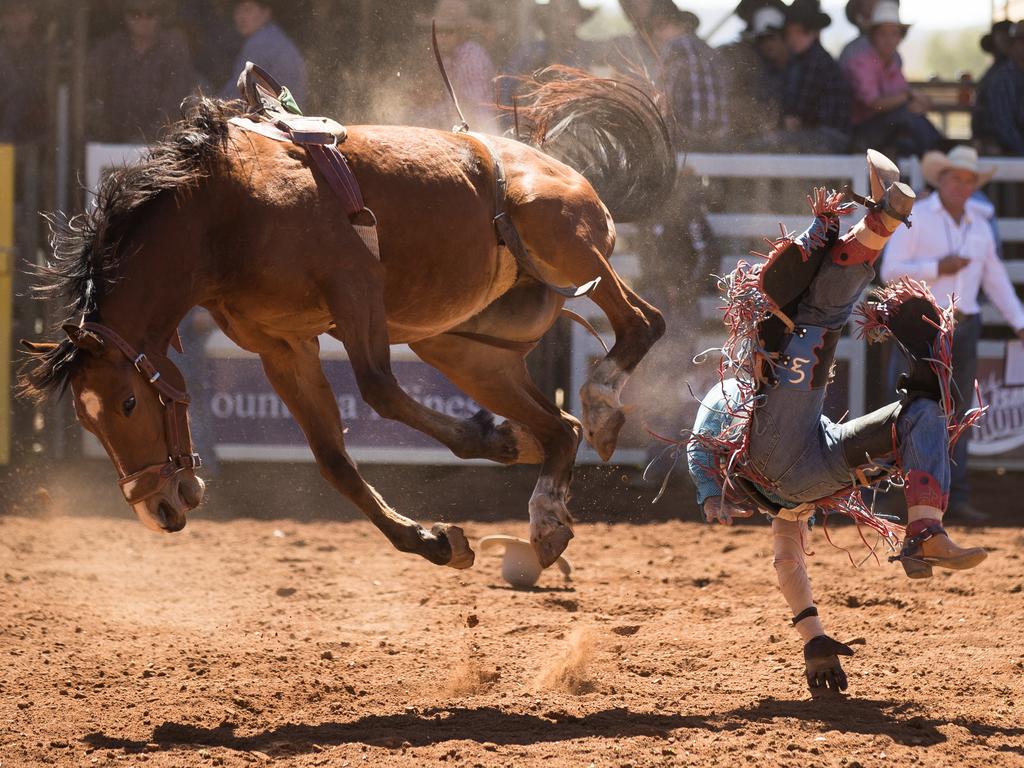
[617,0,661,73]
[980,19,1015,69]
[0,0,46,144]
[650,1,728,151]
[972,21,1014,154]
[881,146,1024,521]
[718,2,789,148]
[499,0,595,118]
[973,22,1024,156]
[839,0,902,68]
[508,0,595,73]
[420,0,498,133]
[87,0,195,143]
[844,1,940,157]
[177,0,239,92]
[753,0,848,153]
[220,0,306,106]
[751,4,791,85]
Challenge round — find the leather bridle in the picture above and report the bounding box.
[80,322,202,505]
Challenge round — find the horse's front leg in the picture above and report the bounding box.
[259,338,473,569]
[319,263,520,463]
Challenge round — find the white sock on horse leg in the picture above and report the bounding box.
[772,517,825,642]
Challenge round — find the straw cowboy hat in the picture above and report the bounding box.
[867,0,909,34]
[921,146,997,188]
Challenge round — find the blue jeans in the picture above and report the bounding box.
[749,257,950,505]
[886,313,980,507]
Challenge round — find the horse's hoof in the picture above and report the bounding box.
[579,383,626,462]
[531,523,574,569]
[585,406,625,462]
[434,524,475,569]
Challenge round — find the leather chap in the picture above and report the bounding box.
[775,325,842,391]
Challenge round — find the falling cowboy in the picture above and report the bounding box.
[684,151,988,694]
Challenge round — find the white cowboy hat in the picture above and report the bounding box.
[478,535,572,588]
[868,0,909,32]
[921,145,997,188]
[750,6,786,37]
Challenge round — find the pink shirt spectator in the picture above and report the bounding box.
[844,45,908,126]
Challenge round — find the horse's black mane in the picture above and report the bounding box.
[20,96,243,402]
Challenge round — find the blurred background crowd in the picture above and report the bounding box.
[2,0,1023,522]
[0,0,1022,156]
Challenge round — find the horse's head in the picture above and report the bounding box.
[45,323,205,532]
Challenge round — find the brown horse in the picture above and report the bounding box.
[20,72,673,570]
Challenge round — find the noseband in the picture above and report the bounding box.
[81,322,202,505]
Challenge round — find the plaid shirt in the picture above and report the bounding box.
[660,33,729,149]
[973,60,1024,154]
[782,40,850,132]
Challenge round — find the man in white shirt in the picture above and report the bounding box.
[882,145,1024,518]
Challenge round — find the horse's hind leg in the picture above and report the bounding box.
[320,257,527,464]
[518,214,665,461]
[412,329,581,566]
[259,338,473,569]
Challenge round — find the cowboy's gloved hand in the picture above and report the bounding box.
[702,496,755,526]
[803,635,854,694]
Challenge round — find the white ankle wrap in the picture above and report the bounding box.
[772,517,825,642]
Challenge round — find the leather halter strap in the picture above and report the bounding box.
[81,322,201,505]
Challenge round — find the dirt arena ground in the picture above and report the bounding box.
[2,470,1023,768]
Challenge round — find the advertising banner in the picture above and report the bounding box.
[971,340,1024,467]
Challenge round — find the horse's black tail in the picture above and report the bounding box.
[510,66,675,223]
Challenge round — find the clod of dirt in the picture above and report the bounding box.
[612,625,640,636]
[275,587,297,597]
[535,627,597,694]
[466,613,479,628]
[544,597,579,612]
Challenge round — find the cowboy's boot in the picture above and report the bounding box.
[894,517,988,579]
[827,150,915,267]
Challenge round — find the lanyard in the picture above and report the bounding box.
[942,211,973,301]
[941,212,971,258]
